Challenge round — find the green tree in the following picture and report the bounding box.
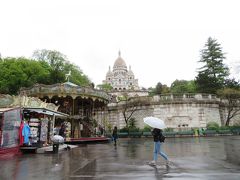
[170,80,196,94]
[149,82,170,95]
[224,78,240,89]
[117,93,146,128]
[97,83,113,91]
[32,49,90,86]
[128,117,137,128]
[217,88,240,126]
[155,82,163,94]
[195,37,229,94]
[64,62,90,86]
[0,57,50,94]
[32,49,66,83]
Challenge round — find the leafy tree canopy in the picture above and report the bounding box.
[0,50,91,94]
[224,78,240,89]
[170,79,196,94]
[0,57,50,94]
[149,82,170,95]
[195,37,229,94]
[32,49,90,86]
[217,88,240,126]
[97,83,113,91]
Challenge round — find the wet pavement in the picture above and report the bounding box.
[1,136,240,180]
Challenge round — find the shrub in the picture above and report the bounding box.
[119,127,129,132]
[207,121,219,130]
[129,127,140,132]
[219,126,230,130]
[128,118,137,129]
[142,125,151,132]
[229,125,240,130]
[164,128,174,132]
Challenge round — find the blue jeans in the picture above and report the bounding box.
[153,141,168,161]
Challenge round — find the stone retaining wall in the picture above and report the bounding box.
[94,94,240,130]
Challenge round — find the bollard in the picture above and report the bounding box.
[53,143,59,153]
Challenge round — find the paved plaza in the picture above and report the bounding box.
[1,136,240,180]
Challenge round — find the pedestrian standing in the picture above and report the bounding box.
[149,128,169,166]
[112,126,118,146]
[59,123,66,138]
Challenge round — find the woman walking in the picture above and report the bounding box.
[149,128,169,166]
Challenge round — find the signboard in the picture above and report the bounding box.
[1,108,21,148]
[40,119,48,142]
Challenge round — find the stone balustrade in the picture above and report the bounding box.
[108,93,220,108]
[153,93,219,102]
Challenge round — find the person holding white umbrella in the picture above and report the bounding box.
[143,117,169,166]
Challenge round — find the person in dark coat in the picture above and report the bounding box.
[112,126,118,146]
[149,128,169,166]
[59,124,66,138]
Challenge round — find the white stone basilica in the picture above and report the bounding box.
[103,51,139,91]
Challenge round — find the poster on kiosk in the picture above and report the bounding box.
[0,108,22,156]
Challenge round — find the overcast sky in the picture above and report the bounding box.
[1,0,240,88]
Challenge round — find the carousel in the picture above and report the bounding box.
[20,82,111,139]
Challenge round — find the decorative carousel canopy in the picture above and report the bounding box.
[0,94,59,111]
[19,82,111,103]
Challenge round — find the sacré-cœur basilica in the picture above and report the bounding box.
[102,52,240,131]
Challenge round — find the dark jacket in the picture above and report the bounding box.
[112,128,118,139]
[152,128,163,142]
[59,126,65,137]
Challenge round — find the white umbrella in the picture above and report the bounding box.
[51,135,65,143]
[143,116,166,129]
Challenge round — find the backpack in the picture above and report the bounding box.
[159,134,165,142]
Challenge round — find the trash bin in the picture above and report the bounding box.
[53,143,59,153]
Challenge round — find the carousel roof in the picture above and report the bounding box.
[63,81,79,87]
[20,82,111,102]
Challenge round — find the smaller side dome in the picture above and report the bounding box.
[128,65,134,76]
[106,66,113,76]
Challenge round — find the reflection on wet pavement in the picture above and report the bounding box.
[1,136,240,179]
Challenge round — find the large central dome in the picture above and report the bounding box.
[113,51,127,70]
[103,51,139,91]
